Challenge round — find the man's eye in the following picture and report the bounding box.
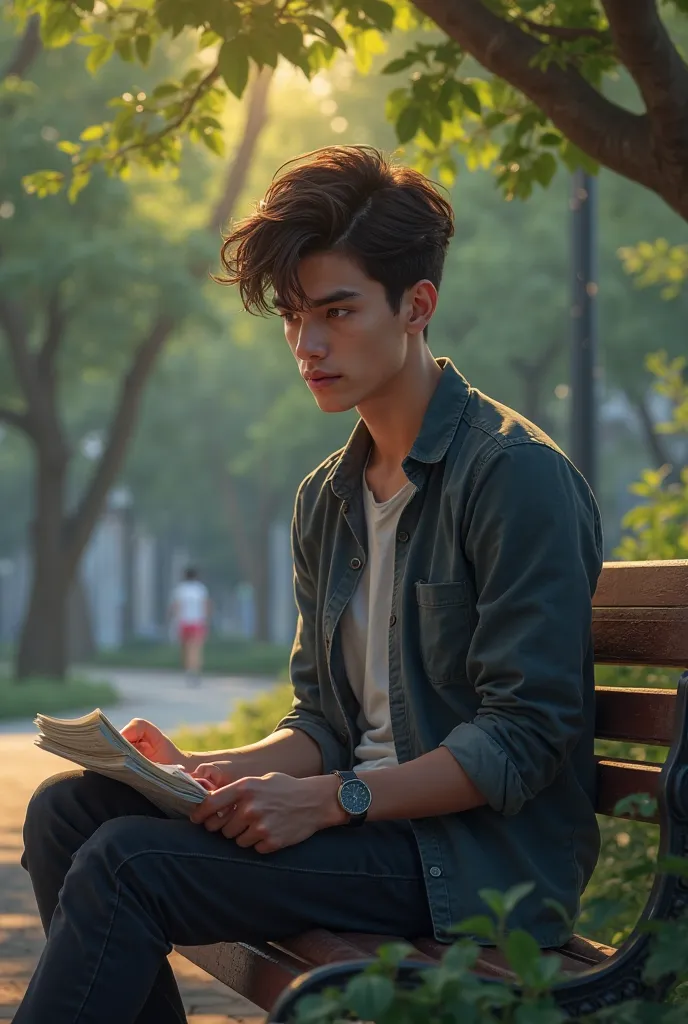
[326,308,350,319]
[279,312,297,323]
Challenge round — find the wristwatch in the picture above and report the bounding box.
[331,770,372,827]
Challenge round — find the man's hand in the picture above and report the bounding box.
[121,719,186,767]
[190,772,346,854]
[191,761,241,790]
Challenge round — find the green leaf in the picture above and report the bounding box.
[478,888,506,918]
[153,82,181,99]
[302,15,346,51]
[395,103,421,144]
[135,34,152,65]
[503,881,536,916]
[382,55,415,75]
[359,0,395,32]
[115,37,134,62]
[80,124,106,141]
[57,140,82,155]
[505,929,542,980]
[247,33,279,70]
[514,1003,566,1024]
[531,152,558,188]
[68,171,91,204]
[450,914,497,940]
[540,132,562,147]
[218,38,250,98]
[345,974,395,1019]
[22,170,65,197]
[457,82,481,115]
[437,79,456,120]
[201,129,225,155]
[41,6,82,48]
[85,37,114,74]
[276,22,304,64]
[421,108,442,147]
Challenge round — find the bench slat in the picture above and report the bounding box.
[594,686,676,745]
[594,560,688,608]
[593,606,688,666]
[595,758,662,822]
[175,940,305,1012]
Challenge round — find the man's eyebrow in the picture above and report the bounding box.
[272,288,362,309]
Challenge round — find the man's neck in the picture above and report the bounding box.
[357,344,443,476]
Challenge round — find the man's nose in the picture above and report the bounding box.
[294,321,327,361]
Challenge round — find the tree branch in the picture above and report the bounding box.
[0,292,41,412]
[209,67,273,234]
[630,390,675,471]
[0,406,33,436]
[411,0,653,189]
[601,1,688,145]
[37,288,66,376]
[1,15,41,82]
[64,313,176,570]
[518,17,608,43]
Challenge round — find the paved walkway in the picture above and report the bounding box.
[0,669,274,1022]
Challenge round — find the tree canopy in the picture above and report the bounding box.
[7,1,688,222]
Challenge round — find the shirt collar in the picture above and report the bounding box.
[329,358,470,500]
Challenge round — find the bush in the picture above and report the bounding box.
[91,637,291,678]
[172,681,293,752]
[0,674,118,720]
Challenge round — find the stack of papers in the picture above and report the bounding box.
[34,709,208,818]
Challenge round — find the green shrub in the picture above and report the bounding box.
[0,674,118,720]
[173,681,293,752]
[92,638,291,677]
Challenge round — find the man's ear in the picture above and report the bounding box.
[405,280,438,336]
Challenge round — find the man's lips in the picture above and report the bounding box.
[303,372,342,390]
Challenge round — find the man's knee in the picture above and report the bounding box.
[69,816,159,896]
[23,771,88,848]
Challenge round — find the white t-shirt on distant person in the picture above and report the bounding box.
[172,581,209,625]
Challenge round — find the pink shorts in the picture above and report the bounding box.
[178,623,206,642]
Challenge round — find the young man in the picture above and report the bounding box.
[169,566,210,686]
[16,146,603,1024]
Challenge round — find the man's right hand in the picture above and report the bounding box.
[121,718,186,767]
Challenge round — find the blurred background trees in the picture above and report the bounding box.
[1,2,687,680]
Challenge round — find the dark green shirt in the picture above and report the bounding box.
[277,359,603,946]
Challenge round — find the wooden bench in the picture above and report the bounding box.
[176,558,688,1020]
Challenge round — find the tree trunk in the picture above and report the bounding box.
[16,451,70,680]
[252,516,271,644]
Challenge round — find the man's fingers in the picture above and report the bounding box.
[190,781,242,824]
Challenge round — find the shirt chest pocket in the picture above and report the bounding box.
[416,581,471,685]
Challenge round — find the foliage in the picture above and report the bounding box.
[7,0,688,210]
[0,673,117,719]
[172,680,292,752]
[616,352,688,562]
[290,878,688,1024]
[620,239,688,301]
[94,638,291,678]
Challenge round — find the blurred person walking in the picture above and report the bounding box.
[169,567,210,687]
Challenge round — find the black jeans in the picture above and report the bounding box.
[16,770,433,1024]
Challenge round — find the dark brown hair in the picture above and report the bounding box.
[217,145,455,316]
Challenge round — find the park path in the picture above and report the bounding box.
[0,668,275,1023]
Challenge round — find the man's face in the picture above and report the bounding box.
[275,251,420,413]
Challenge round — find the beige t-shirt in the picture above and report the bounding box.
[340,472,416,771]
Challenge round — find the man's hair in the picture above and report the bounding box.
[184,567,198,581]
[217,146,455,317]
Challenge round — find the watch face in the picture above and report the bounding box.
[340,778,371,816]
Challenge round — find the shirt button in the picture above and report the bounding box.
[429,866,442,878]
[398,530,409,543]
[389,614,397,627]
[350,557,362,570]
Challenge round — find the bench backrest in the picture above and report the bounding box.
[592,560,688,823]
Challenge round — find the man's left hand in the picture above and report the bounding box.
[189,772,345,853]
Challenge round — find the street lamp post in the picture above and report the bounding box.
[570,169,599,494]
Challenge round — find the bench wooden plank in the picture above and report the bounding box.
[592,607,688,666]
[175,940,306,1012]
[595,686,676,745]
[594,560,688,608]
[595,758,662,822]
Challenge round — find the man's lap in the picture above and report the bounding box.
[26,770,433,943]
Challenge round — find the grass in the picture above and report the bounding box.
[91,638,291,678]
[0,674,119,721]
[173,682,293,752]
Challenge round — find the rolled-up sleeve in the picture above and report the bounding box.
[274,485,348,774]
[440,442,603,816]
